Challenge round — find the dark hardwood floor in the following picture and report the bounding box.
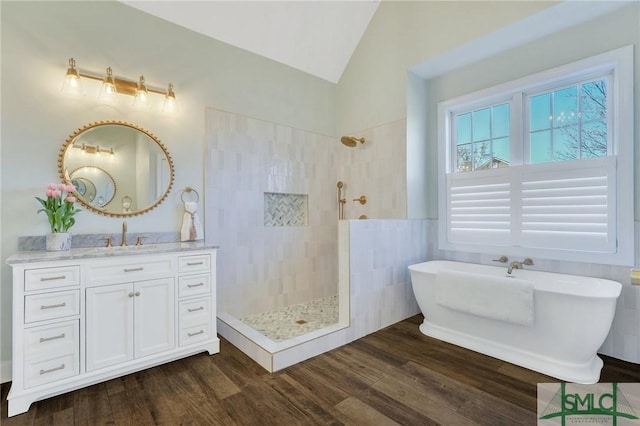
[2,314,639,425]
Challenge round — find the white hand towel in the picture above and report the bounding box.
[181,201,203,241]
[435,269,534,326]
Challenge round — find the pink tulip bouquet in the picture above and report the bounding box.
[35,183,81,233]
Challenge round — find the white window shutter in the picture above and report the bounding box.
[446,169,511,246]
[519,157,616,253]
[445,157,616,255]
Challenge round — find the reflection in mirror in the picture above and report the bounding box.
[70,166,115,209]
[122,195,132,213]
[59,121,174,217]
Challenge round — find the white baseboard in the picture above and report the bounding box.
[1,359,12,383]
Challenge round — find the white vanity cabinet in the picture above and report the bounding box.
[7,244,218,417]
[85,277,175,371]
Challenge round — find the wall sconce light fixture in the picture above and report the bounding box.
[73,143,115,157]
[62,57,177,113]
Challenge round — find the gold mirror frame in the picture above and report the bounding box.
[58,120,174,217]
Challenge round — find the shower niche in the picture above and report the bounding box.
[264,192,308,226]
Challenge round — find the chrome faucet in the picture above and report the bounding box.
[507,258,534,274]
[121,221,128,246]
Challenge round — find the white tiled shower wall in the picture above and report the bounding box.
[204,108,338,318]
[346,219,425,339]
[336,120,407,220]
[204,109,410,320]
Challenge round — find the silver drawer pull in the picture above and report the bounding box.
[128,292,134,298]
[41,302,66,310]
[187,306,204,313]
[188,330,205,337]
[187,283,205,288]
[40,333,66,343]
[40,364,65,375]
[40,275,66,282]
[124,267,144,272]
[186,261,204,266]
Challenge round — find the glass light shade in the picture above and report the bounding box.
[132,75,150,108]
[162,83,177,113]
[98,67,118,104]
[61,58,83,95]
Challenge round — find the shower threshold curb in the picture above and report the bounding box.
[217,313,350,372]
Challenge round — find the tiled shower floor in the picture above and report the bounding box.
[239,296,339,342]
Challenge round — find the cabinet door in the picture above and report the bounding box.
[86,283,134,371]
[134,278,175,358]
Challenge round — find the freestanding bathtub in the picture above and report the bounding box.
[408,260,622,384]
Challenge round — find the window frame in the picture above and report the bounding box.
[437,45,634,266]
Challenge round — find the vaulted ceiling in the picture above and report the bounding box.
[120,1,380,83]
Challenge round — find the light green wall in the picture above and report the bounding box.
[336,0,556,135]
[0,0,335,374]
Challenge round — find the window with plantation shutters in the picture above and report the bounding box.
[437,46,633,266]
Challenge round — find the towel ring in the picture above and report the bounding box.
[181,187,200,203]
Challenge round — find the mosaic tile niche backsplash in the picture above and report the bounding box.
[204,108,338,318]
[264,193,308,226]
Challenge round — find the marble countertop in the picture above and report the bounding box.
[7,242,219,265]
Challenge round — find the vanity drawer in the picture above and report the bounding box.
[179,298,211,346]
[178,274,211,298]
[24,265,80,292]
[178,254,211,274]
[179,297,210,324]
[24,290,80,324]
[179,323,212,347]
[85,256,174,286]
[24,353,79,389]
[24,320,79,360]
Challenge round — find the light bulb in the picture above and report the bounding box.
[133,75,150,108]
[162,82,177,113]
[98,67,118,103]
[61,57,83,95]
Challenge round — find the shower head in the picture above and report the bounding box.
[340,136,366,147]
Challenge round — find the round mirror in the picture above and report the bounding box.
[59,121,174,217]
